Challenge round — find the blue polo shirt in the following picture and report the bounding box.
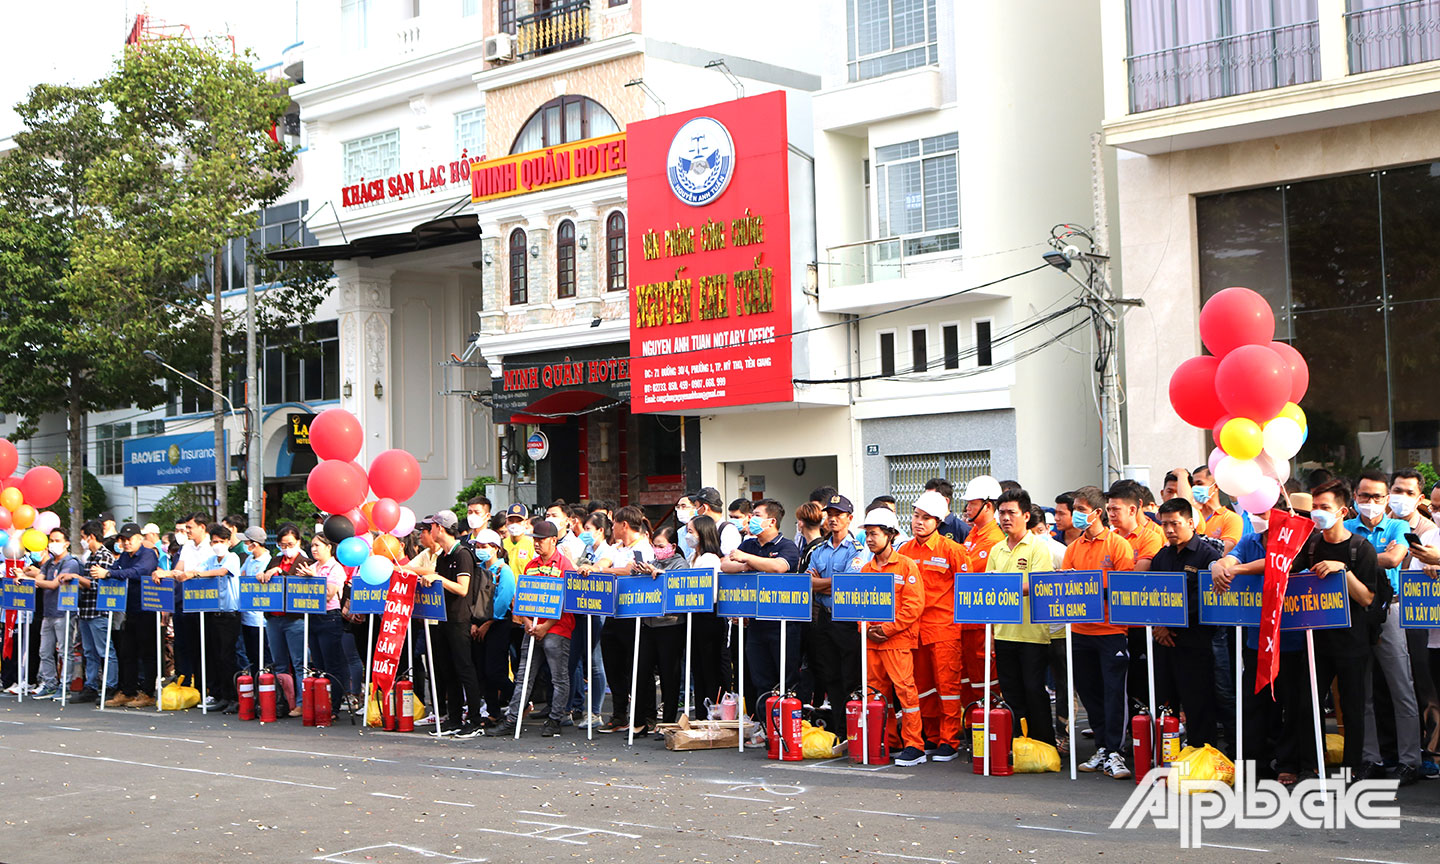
[1344,516,1408,594]
[806,533,860,610]
[1231,530,1304,652]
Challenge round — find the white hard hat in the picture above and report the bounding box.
[962,475,1003,502]
[862,508,898,531]
[912,490,950,521]
[474,529,502,547]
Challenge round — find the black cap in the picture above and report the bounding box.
[691,487,724,513]
[822,494,854,515]
[117,523,142,539]
[98,511,116,523]
[532,519,558,539]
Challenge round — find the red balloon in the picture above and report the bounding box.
[1267,340,1309,404]
[307,459,368,515]
[19,465,62,509]
[371,497,401,533]
[1214,344,1291,423]
[0,507,10,531]
[350,461,369,490]
[1212,414,1232,444]
[0,439,15,479]
[309,408,364,463]
[1168,355,1226,430]
[346,507,370,536]
[1199,287,1275,358]
[369,449,421,502]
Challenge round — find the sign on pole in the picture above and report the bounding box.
[756,574,812,621]
[615,577,665,618]
[832,573,896,623]
[564,571,616,616]
[349,581,387,616]
[716,572,759,618]
[1199,571,1264,627]
[514,575,565,619]
[181,577,223,612]
[662,568,715,614]
[140,578,175,613]
[1106,571,1188,627]
[283,575,326,614]
[1027,570,1104,624]
[96,578,128,613]
[1278,572,1350,631]
[953,573,1025,625]
[412,581,448,621]
[1399,570,1440,628]
[239,575,284,613]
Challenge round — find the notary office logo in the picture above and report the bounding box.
[1111,761,1400,848]
[667,116,735,206]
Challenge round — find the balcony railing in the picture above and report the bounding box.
[826,237,906,289]
[1127,21,1321,113]
[1347,0,1440,73]
[516,0,590,60]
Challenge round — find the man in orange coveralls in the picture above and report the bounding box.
[960,475,1005,706]
[859,506,927,767]
[899,489,973,763]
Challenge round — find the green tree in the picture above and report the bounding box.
[273,488,319,530]
[42,459,110,526]
[451,476,498,523]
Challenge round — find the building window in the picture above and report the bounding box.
[455,107,486,158]
[556,220,576,299]
[875,133,959,257]
[974,319,992,367]
[942,323,959,370]
[1346,0,1440,73]
[846,0,939,82]
[879,330,896,377]
[343,129,399,185]
[341,0,369,50]
[606,211,626,291]
[1127,0,1320,113]
[510,95,620,154]
[95,422,131,475]
[910,327,928,373]
[509,228,528,304]
[887,450,992,522]
[499,0,516,34]
[261,320,340,406]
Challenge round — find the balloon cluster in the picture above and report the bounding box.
[304,408,422,587]
[1168,287,1309,515]
[0,440,66,559]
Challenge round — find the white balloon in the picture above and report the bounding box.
[1255,452,1290,485]
[3,534,21,559]
[1215,455,1263,497]
[1262,417,1304,461]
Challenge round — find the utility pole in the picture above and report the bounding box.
[246,264,262,529]
[213,253,226,522]
[1090,133,1124,488]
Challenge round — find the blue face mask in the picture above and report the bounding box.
[1072,510,1091,531]
[579,531,595,547]
[476,548,492,563]
[113,543,122,554]
[730,517,746,531]
[1193,485,1211,503]
[747,516,764,536]
[1310,509,1338,531]
[28,551,42,563]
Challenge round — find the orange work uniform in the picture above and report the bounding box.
[1117,520,1163,567]
[898,530,973,748]
[960,517,1004,704]
[861,552,925,751]
[1198,506,1242,550]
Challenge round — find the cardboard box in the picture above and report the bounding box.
[659,715,741,751]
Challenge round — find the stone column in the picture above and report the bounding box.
[335,261,394,464]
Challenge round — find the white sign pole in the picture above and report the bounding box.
[737,617,745,753]
[199,610,208,714]
[424,621,441,737]
[514,633,535,741]
[684,612,694,721]
[1307,630,1327,796]
[983,622,992,777]
[155,611,163,713]
[361,614,373,726]
[860,622,869,765]
[1146,625,1157,761]
[60,611,71,707]
[627,618,641,747]
[1066,623,1076,780]
[586,615,594,741]
[18,614,26,703]
[99,611,114,711]
[1234,625,1244,793]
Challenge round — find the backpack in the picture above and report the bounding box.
[471,566,496,622]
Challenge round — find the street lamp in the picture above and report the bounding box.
[143,350,247,519]
[143,350,241,418]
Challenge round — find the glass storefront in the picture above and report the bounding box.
[1197,162,1440,476]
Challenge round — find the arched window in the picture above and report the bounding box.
[556,220,576,299]
[509,228,528,305]
[606,211,626,292]
[510,95,621,154]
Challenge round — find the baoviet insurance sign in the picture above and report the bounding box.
[123,431,229,487]
[626,91,794,412]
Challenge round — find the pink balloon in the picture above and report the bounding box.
[1208,447,1225,475]
[1214,345,1291,423]
[389,506,416,538]
[1199,287,1275,358]
[307,459,368,515]
[0,439,15,479]
[346,507,370,536]
[33,511,60,535]
[0,507,9,531]
[1238,478,1281,515]
[19,465,63,509]
[1267,341,1309,405]
[309,408,364,463]
[368,449,421,502]
[371,497,401,534]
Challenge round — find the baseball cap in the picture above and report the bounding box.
[98,511,116,523]
[692,487,724,512]
[141,523,161,536]
[913,490,950,520]
[426,511,460,532]
[862,508,898,531]
[506,503,529,520]
[532,519,558,539]
[117,523,142,539]
[243,526,268,544]
[822,494,854,515]
[474,528,502,547]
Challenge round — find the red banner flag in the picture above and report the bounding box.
[1254,508,1315,696]
[370,568,417,697]
[3,559,21,660]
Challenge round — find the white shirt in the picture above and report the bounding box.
[692,551,722,575]
[558,532,585,566]
[603,538,654,570]
[717,521,742,556]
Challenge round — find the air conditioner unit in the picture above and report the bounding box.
[484,33,515,63]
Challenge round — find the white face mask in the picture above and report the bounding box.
[507,522,525,537]
[281,546,301,558]
[1356,501,1385,522]
[314,524,324,536]
[1248,515,1269,534]
[1390,494,1417,518]
[47,542,65,557]
[676,507,695,524]
[548,516,566,533]
[1311,509,1338,531]
[466,513,484,529]
[211,543,229,558]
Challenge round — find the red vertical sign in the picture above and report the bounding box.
[1254,509,1314,695]
[627,91,794,411]
[370,568,417,697]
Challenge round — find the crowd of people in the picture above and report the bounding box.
[4,466,1439,788]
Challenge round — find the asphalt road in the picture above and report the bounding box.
[3,697,1440,864]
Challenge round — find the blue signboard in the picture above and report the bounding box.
[3,579,35,612]
[757,574,812,622]
[141,578,175,613]
[1400,570,1440,629]
[96,578,128,613]
[348,581,387,615]
[239,575,284,613]
[953,573,1025,625]
[1279,572,1351,631]
[564,570,616,616]
[663,568,715,614]
[57,581,80,613]
[1198,571,1264,627]
[123,431,230,487]
[284,575,327,615]
[615,576,665,618]
[1028,570,1104,625]
[716,571,759,618]
[1107,572,1189,627]
[412,580,447,621]
[514,575,565,620]
[832,573,896,623]
[181,577,223,612]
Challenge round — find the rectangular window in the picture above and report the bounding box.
[942,323,959,369]
[887,450,992,522]
[879,331,896,377]
[95,422,132,476]
[974,320,993,367]
[455,107,486,159]
[499,0,516,34]
[259,320,341,405]
[343,129,400,185]
[875,135,959,256]
[846,0,939,82]
[136,419,165,437]
[910,327,927,373]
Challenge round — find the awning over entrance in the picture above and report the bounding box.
[265,214,481,262]
[509,390,618,425]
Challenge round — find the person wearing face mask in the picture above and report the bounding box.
[466,495,493,543]
[1401,479,1440,777]
[26,528,81,700]
[721,498,802,717]
[74,520,119,704]
[239,527,271,682]
[469,529,516,728]
[563,512,612,728]
[1171,466,1242,554]
[549,502,584,564]
[1346,469,1420,784]
[260,523,312,717]
[688,487,743,556]
[97,524,160,707]
[502,503,537,573]
[728,498,754,539]
[804,496,859,731]
[179,523,243,713]
[163,512,213,694]
[589,507,656,733]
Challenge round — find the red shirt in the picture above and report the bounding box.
[525,549,575,640]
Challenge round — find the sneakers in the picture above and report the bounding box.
[454,723,485,740]
[894,746,928,767]
[1397,764,1421,787]
[32,685,59,700]
[3,682,23,696]
[1078,747,1108,773]
[201,696,223,711]
[541,719,562,737]
[932,743,959,762]
[1422,760,1439,779]
[72,689,98,704]
[596,717,630,734]
[1103,751,1132,780]
[428,725,459,738]
[577,712,605,729]
[492,719,518,738]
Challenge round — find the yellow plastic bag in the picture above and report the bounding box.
[1012,736,1061,773]
[160,675,201,711]
[364,685,426,727]
[800,720,838,759]
[1171,744,1235,792]
[1325,733,1343,766]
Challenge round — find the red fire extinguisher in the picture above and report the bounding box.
[394,674,414,732]
[1131,706,1155,782]
[763,691,782,759]
[766,691,802,762]
[968,698,1014,776]
[257,668,277,723]
[846,689,890,765]
[303,669,329,727]
[1158,709,1181,767]
[235,668,255,721]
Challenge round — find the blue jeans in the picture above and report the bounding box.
[567,614,607,715]
[265,616,306,676]
[78,616,118,691]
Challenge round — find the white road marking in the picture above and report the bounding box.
[314,843,486,863]
[1202,843,1269,852]
[49,725,81,731]
[775,761,910,777]
[370,792,409,799]
[1015,824,1097,835]
[611,820,671,830]
[434,800,475,807]
[585,780,647,790]
[848,808,940,820]
[256,746,398,763]
[474,820,641,845]
[727,835,820,847]
[518,809,566,817]
[863,852,965,863]
[420,763,540,779]
[1335,858,1414,864]
[97,730,206,744]
[705,794,770,803]
[1400,814,1440,824]
[29,749,337,790]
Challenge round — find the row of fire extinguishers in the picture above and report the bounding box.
[1132,703,1182,783]
[232,667,354,727]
